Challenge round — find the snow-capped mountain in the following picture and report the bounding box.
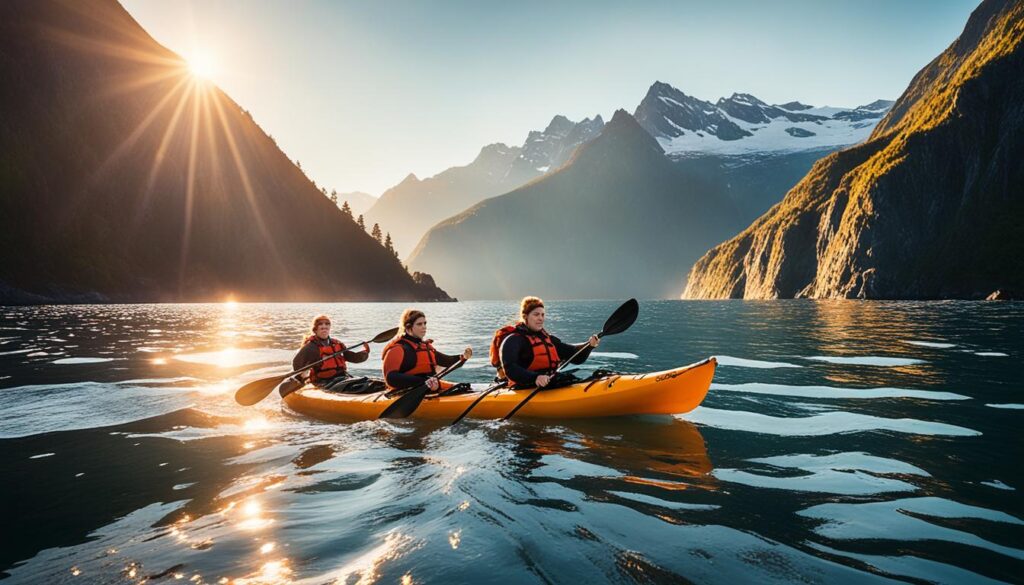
[634,81,894,157]
[507,114,605,176]
[634,82,752,141]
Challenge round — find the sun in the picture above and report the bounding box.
[187,52,216,80]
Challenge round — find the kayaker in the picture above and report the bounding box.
[382,309,472,393]
[293,314,369,389]
[493,296,599,389]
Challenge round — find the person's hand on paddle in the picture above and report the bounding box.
[535,374,551,388]
[461,347,472,361]
[361,343,370,353]
[426,377,440,391]
[588,334,600,348]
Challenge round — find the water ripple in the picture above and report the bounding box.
[679,407,981,437]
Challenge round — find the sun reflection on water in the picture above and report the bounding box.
[243,416,274,433]
[232,559,291,585]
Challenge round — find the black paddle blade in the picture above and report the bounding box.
[372,327,400,343]
[234,374,287,406]
[601,298,639,337]
[377,358,467,420]
[378,384,429,419]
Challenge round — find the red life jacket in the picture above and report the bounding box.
[382,336,438,389]
[491,324,560,386]
[304,335,347,381]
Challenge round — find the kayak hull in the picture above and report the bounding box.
[282,357,716,421]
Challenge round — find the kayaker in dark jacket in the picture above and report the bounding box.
[293,314,369,388]
[496,296,599,389]
[381,309,472,392]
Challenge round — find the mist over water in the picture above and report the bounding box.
[1,300,1021,583]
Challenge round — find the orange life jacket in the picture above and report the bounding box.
[305,335,347,381]
[491,324,560,385]
[382,336,438,389]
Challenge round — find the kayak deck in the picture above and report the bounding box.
[282,357,716,421]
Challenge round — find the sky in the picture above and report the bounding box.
[121,0,980,196]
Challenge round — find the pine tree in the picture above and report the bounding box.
[371,223,383,244]
[384,232,397,257]
[329,189,338,205]
[296,160,301,170]
[340,200,352,217]
[357,214,365,230]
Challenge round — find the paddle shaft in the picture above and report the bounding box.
[376,357,466,419]
[234,326,399,406]
[384,358,464,398]
[282,339,371,380]
[500,332,602,421]
[449,379,508,425]
[275,335,388,399]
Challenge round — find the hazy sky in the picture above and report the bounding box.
[121,0,979,196]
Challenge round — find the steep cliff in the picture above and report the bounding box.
[0,0,450,302]
[683,0,1024,299]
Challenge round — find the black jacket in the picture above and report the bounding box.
[500,325,593,387]
[292,337,369,381]
[383,334,461,390]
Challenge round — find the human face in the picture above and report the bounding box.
[314,319,331,340]
[525,307,545,332]
[408,316,427,339]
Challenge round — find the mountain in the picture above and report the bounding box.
[670,149,847,224]
[407,110,744,299]
[337,191,376,216]
[683,0,1023,300]
[633,82,893,224]
[0,0,451,303]
[506,114,606,177]
[635,81,894,158]
[364,115,603,257]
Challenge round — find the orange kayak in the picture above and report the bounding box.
[282,358,716,421]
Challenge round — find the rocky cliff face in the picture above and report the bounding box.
[683,0,1024,300]
[0,0,451,303]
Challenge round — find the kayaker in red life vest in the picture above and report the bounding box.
[494,296,600,389]
[292,314,369,388]
[382,309,472,393]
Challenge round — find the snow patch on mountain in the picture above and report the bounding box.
[635,82,894,157]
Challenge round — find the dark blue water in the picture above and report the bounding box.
[1,301,1021,584]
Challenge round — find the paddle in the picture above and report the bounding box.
[501,298,639,421]
[448,379,508,426]
[377,358,466,419]
[233,327,399,406]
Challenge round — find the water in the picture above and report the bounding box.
[1,301,1021,584]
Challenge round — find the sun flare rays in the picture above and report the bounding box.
[42,15,293,298]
